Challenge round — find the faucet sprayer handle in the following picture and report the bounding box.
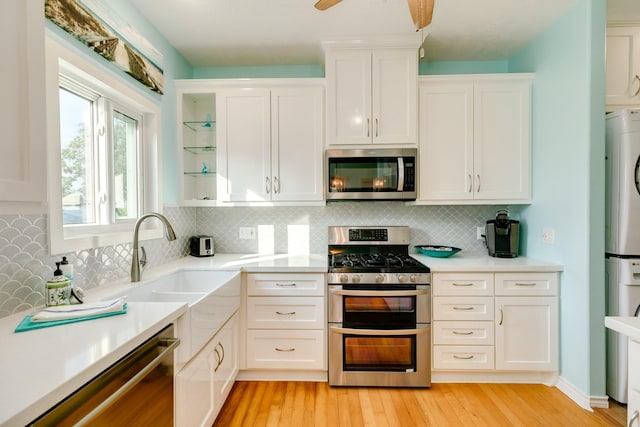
[139,246,147,269]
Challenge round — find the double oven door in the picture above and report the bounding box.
[328,284,431,387]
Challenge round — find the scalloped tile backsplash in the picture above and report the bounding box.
[0,203,500,319]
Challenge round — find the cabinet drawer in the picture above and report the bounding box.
[433,321,494,345]
[247,273,325,296]
[432,273,494,296]
[247,296,324,329]
[246,329,325,369]
[432,296,494,321]
[433,345,495,370]
[494,273,558,296]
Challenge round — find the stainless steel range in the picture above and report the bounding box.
[327,226,431,387]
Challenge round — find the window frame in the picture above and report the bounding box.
[46,36,163,255]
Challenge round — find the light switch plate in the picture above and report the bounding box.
[239,227,256,240]
[542,228,555,245]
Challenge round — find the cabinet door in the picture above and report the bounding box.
[271,87,324,201]
[176,344,215,427]
[473,81,531,201]
[418,82,474,201]
[371,49,417,145]
[606,26,640,110]
[0,1,46,208]
[216,89,270,201]
[495,296,558,371]
[212,314,238,417]
[325,51,372,145]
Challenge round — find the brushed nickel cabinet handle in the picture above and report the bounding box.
[452,282,473,287]
[629,409,639,427]
[453,355,474,360]
[476,174,481,192]
[452,331,474,335]
[275,347,296,352]
[367,118,370,137]
[515,282,537,287]
[276,282,296,287]
[275,311,296,315]
[634,75,640,97]
[499,305,504,326]
[274,176,280,193]
[467,174,472,193]
[375,118,379,137]
[453,306,474,311]
[265,177,271,194]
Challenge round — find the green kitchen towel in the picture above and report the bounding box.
[14,304,127,333]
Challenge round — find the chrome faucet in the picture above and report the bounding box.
[131,212,177,282]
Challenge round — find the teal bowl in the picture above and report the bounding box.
[415,245,462,258]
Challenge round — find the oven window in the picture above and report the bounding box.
[344,335,415,371]
[344,296,416,328]
[328,157,398,193]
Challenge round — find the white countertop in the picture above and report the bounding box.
[606,316,640,342]
[412,252,563,272]
[0,251,561,425]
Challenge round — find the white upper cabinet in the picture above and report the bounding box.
[417,74,532,204]
[0,1,47,212]
[606,26,640,112]
[325,48,418,146]
[216,83,324,204]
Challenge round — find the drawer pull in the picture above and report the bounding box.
[452,282,473,287]
[453,355,475,360]
[452,331,474,335]
[275,311,296,315]
[276,283,297,287]
[275,347,296,352]
[515,282,537,287]
[630,409,639,427]
[452,306,474,311]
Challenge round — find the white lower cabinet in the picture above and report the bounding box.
[245,273,326,373]
[432,271,559,376]
[629,340,640,426]
[176,312,238,427]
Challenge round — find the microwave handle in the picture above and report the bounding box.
[398,157,405,191]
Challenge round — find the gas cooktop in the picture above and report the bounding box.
[329,252,430,274]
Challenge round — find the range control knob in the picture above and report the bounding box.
[340,275,349,284]
[375,274,385,284]
[397,274,409,283]
[410,274,420,283]
[351,275,361,284]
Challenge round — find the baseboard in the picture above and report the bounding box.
[556,376,610,410]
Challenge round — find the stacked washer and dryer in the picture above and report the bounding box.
[605,108,640,404]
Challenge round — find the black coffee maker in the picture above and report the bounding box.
[485,209,520,258]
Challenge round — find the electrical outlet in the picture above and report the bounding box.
[542,228,555,245]
[239,227,256,240]
[477,226,484,240]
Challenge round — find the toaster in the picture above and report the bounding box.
[190,235,214,257]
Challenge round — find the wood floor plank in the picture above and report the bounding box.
[213,381,626,427]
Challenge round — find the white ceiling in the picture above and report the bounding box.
[130,0,640,68]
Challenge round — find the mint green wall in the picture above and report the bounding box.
[194,64,324,78]
[509,0,606,397]
[419,60,509,75]
[47,0,194,206]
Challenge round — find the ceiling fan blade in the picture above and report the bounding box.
[407,0,434,30]
[315,0,343,11]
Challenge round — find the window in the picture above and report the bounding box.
[58,79,142,228]
[47,38,162,254]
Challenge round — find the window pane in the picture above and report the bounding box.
[113,110,139,220]
[59,88,95,225]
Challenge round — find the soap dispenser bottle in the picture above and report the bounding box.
[46,262,72,306]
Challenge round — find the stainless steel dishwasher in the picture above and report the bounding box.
[29,324,180,426]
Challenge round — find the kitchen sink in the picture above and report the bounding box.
[110,269,241,366]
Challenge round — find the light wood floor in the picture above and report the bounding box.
[213,381,626,427]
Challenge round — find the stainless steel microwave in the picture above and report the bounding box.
[325,148,417,201]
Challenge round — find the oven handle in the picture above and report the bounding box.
[329,324,430,336]
[74,337,180,426]
[329,288,429,297]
